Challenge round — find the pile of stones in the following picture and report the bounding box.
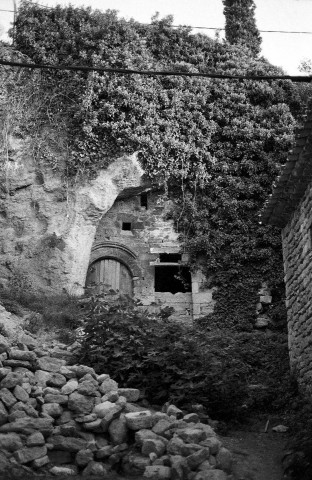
[0,339,233,480]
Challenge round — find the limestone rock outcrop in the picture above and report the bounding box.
[0,136,143,295]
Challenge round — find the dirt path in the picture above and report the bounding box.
[220,419,289,480]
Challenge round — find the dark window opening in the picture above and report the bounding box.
[155,266,191,293]
[140,192,148,209]
[159,253,181,263]
[122,222,132,231]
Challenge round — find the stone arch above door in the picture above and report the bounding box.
[89,242,141,278]
[85,242,141,297]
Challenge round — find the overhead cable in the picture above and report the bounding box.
[171,26,312,34]
[0,58,311,82]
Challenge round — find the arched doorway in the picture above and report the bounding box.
[85,258,133,297]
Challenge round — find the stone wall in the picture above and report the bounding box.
[0,135,143,295]
[88,192,215,322]
[0,336,233,479]
[281,178,312,392]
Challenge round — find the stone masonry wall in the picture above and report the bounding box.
[89,192,215,322]
[282,179,312,392]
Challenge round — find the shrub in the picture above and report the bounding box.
[78,296,294,420]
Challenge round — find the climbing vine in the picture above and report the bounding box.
[3,1,309,330]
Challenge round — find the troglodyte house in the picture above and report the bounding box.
[0,134,214,323]
[86,185,215,323]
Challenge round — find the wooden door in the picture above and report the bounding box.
[86,258,133,297]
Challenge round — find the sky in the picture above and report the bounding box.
[1,0,312,74]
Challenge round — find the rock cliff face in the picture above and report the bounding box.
[0,136,143,295]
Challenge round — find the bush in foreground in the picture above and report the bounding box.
[78,296,295,420]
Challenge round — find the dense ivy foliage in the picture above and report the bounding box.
[7,1,309,330]
[222,0,262,56]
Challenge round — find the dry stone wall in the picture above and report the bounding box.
[281,178,312,392]
[0,337,233,480]
[0,135,143,295]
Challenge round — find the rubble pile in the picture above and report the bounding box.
[0,339,233,479]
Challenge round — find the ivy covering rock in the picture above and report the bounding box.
[2,1,310,331]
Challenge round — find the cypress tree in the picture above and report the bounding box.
[222,0,262,56]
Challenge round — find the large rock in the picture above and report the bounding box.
[0,416,53,435]
[118,388,140,402]
[78,380,98,396]
[32,455,50,469]
[93,401,121,419]
[0,368,11,379]
[13,384,30,402]
[99,378,118,394]
[0,387,17,408]
[47,435,87,452]
[46,372,67,388]
[11,400,38,417]
[0,432,23,451]
[0,371,23,388]
[14,445,47,464]
[27,432,45,447]
[42,402,63,418]
[61,379,78,395]
[34,370,52,386]
[37,356,66,372]
[49,465,78,475]
[108,416,128,445]
[3,359,34,369]
[68,392,95,414]
[75,448,94,467]
[9,349,36,362]
[125,411,154,430]
[153,419,172,436]
[167,437,185,455]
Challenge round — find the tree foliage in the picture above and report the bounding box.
[6,0,308,330]
[222,0,262,56]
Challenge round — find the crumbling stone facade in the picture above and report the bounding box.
[86,191,215,322]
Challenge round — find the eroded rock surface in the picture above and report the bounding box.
[0,136,143,294]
